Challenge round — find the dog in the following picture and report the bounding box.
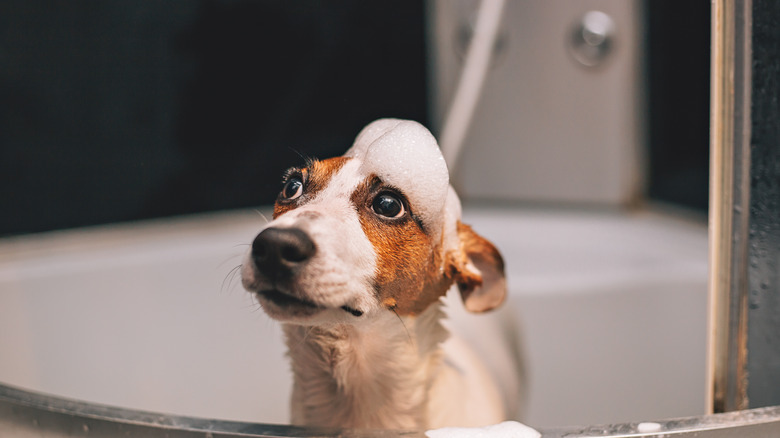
[241,119,509,430]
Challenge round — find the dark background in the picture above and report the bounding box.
[645,1,711,212]
[0,0,428,236]
[0,1,709,237]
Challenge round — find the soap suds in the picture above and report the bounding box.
[345,119,451,237]
[348,119,405,155]
[442,186,463,253]
[426,421,541,438]
[637,422,662,433]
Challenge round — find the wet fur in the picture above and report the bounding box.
[242,120,508,429]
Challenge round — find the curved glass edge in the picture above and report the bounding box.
[0,382,420,437]
[544,405,780,437]
[2,382,780,437]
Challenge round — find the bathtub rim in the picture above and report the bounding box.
[2,382,779,437]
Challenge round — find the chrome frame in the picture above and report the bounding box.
[706,0,753,414]
[2,382,780,437]
[0,383,418,438]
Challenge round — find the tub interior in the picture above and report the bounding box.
[0,206,708,428]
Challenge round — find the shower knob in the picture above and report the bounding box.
[569,10,616,67]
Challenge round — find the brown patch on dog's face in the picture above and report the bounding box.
[351,175,454,316]
[273,157,350,218]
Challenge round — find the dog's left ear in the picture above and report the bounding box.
[450,222,507,313]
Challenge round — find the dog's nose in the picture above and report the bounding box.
[252,228,316,275]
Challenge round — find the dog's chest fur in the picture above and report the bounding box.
[241,119,511,429]
[284,304,448,429]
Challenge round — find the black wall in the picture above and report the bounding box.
[0,1,428,236]
[1,1,716,236]
[644,1,711,212]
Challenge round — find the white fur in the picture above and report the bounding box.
[241,159,379,323]
[283,301,506,429]
[284,304,447,429]
[242,119,509,429]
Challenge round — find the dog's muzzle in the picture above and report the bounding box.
[250,227,364,318]
[251,227,316,280]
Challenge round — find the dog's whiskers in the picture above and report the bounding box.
[222,264,243,293]
[287,146,310,164]
[288,325,317,355]
[390,306,414,346]
[245,294,264,313]
[217,252,245,269]
[253,209,270,224]
[300,325,316,346]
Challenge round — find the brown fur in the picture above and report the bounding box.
[243,118,512,430]
[269,158,503,316]
[274,157,350,219]
[454,222,506,312]
[351,175,455,316]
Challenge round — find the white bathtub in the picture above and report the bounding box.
[0,206,708,429]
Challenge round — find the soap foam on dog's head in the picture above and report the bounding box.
[245,118,505,320]
[346,119,450,238]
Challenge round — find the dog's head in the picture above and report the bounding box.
[241,119,506,325]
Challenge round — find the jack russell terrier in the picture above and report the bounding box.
[241,119,510,430]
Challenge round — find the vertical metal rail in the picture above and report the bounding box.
[745,0,780,409]
[707,0,752,414]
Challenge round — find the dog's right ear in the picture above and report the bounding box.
[450,222,507,313]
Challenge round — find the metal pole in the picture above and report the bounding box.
[707,0,752,414]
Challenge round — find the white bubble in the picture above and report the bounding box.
[637,422,663,433]
[426,421,541,438]
[346,119,451,238]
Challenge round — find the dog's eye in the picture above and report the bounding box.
[372,193,405,218]
[281,177,303,200]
